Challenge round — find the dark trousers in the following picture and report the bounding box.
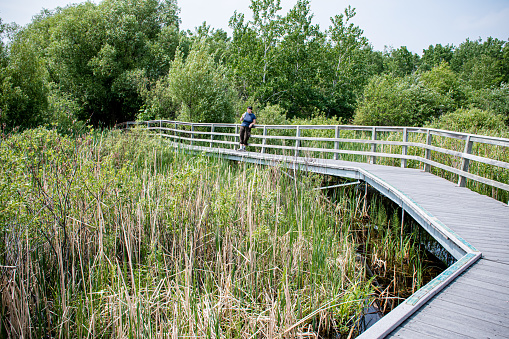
[239,126,251,145]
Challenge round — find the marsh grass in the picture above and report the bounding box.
[324,182,445,316]
[1,128,386,338]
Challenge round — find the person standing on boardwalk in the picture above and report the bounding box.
[238,106,256,151]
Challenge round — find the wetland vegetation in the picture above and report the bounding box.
[0,128,448,337]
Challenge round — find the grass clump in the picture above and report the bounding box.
[0,128,375,338]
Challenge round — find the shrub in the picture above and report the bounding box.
[467,83,509,122]
[419,61,468,108]
[353,73,453,126]
[46,84,88,136]
[255,103,288,125]
[427,107,508,135]
[166,42,235,123]
[291,109,343,126]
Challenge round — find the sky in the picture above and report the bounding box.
[1,0,508,54]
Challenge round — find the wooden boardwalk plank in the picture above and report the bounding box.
[447,278,509,295]
[338,161,509,337]
[395,312,506,338]
[388,322,473,339]
[436,291,509,318]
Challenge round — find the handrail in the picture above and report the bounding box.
[117,120,509,198]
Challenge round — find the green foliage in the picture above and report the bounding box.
[12,0,181,126]
[383,46,420,77]
[137,75,178,121]
[255,103,288,125]
[419,61,467,108]
[1,0,508,129]
[164,43,235,123]
[185,23,231,64]
[0,30,49,129]
[228,1,375,120]
[451,37,507,89]
[353,73,452,126]
[420,44,454,71]
[323,5,376,119]
[467,83,509,120]
[291,110,342,126]
[428,107,508,135]
[266,0,327,117]
[45,84,87,136]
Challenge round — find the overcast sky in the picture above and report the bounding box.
[1,0,508,54]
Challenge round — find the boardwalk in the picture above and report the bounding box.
[129,120,509,338]
[352,160,509,338]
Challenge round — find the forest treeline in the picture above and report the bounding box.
[0,0,508,134]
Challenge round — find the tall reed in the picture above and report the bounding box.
[1,128,381,338]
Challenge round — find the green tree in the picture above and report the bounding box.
[264,0,325,117]
[163,42,235,123]
[186,22,231,64]
[467,84,509,121]
[419,61,467,109]
[383,46,420,77]
[420,43,454,71]
[228,0,285,100]
[451,37,506,89]
[16,0,181,126]
[322,6,378,119]
[327,6,368,87]
[0,29,49,129]
[353,73,452,126]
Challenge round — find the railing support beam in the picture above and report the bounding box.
[370,127,377,164]
[261,126,267,154]
[401,128,408,168]
[458,135,473,187]
[210,124,215,148]
[295,126,301,158]
[334,126,340,160]
[424,130,432,172]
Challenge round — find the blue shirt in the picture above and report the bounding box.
[241,112,256,127]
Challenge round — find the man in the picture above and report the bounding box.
[238,106,256,151]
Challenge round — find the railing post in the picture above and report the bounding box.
[261,126,267,154]
[401,127,408,168]
[174,122,178,142]
[334,126,340,160]
[458,135,473,187]
[370,127,377,164]
[295,126,301,157]
[424,129,432,172]
[210,124,215,148]
[190,124,194,146]
[235,125,239,148]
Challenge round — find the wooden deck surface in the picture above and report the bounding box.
[188,145,509,338]
[360,164,509,338]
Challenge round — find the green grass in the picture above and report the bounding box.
[0,127,448,337]
[0,128,371,337]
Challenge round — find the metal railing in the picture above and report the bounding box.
[117,120,509,197]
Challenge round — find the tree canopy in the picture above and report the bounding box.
[0,0,508,131]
